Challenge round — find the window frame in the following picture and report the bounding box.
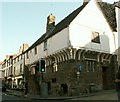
[20,64,22,73]
[44,40,47,51]
[21,55,22,60]
[85,60,96,72]
[34,47,37,55]
[17,56,19,62]
[14,67,16,75]
[91,31,100,43]
[26,52,29,59]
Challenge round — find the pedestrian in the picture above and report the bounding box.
[24,82,28,97]
[115,66,120,102]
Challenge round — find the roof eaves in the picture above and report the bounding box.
[23,33,46,54]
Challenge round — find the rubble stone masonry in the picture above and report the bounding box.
[27,51,118,96]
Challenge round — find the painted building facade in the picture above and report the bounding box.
[1,0,119,97]
[2,43,29,89]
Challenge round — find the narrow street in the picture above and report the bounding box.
[1,89,118,102]
[1,92,66,102]
[2,93,30,101]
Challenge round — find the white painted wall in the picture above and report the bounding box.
[13,58,24,76]
[48,27,69,54]
[114,7,120,50]
[114,6,120,66]
[28,27,69,64]
[69,0,115,53]
[25,0,117,65]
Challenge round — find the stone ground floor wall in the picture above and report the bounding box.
[28,75,40,94]
[27,55,117,96]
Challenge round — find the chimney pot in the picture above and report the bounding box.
[46,14,55,32]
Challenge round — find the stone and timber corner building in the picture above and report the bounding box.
[23,0,118,96]
[1,0,119,97]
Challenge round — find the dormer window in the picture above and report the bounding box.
[91,31,100,43]
[44,40,47,51]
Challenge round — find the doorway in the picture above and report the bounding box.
[47,82,51,95]
[102,66,109,90]
[61,84,68,94]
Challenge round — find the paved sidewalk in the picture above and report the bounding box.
[4,89,117,100]
[71,89,118,100]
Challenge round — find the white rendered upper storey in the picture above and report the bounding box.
[114,1,120,66]
[25,0,117,65]
[114,1,120,49]
[69,0,116,53]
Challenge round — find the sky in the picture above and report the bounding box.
[0,0,118,62]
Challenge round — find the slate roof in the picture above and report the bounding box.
[24,1,117,53]
[97,2,117,32]
[24,3,88,53]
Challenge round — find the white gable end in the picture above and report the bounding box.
[69,0,115,53]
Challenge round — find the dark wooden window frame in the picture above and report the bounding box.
[91,31,100,43]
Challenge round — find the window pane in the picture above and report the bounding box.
[26,52,29,59]
[44,40,47,51]
[91,32,100,43]
[35,47,37,54]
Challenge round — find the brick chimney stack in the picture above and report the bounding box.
[46,14,55,32]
